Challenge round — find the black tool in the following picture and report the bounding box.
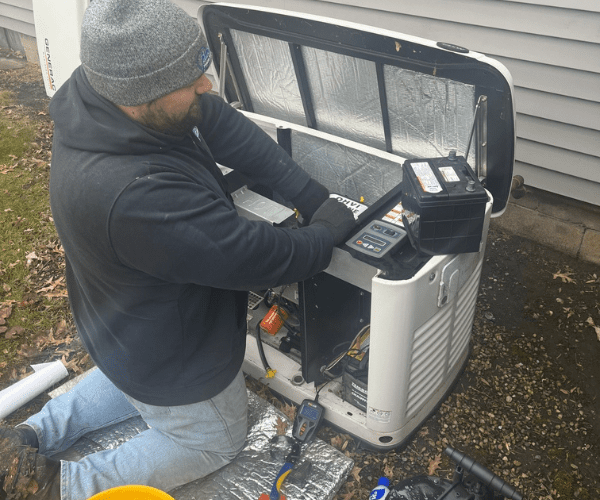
[389,445,524,500]
[444,446,523,500]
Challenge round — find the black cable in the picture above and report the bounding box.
[255,322,274,376]
[314,379,331,403]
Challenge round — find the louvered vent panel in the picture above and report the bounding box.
[405,307,453,419]
[449,260,483,367]
[406,260,484,419]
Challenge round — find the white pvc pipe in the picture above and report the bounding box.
[0,360,68,420]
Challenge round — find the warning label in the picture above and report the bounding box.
[382,202,415,228]
[439,166,460,183]
[411,162,442,193]
[368,406,392,423]
[330,194,368,220]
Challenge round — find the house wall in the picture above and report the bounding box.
[2,0,599,207]
[0,0,36,59]
[1,0,34,43]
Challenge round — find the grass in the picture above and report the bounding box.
[0,90,68,366]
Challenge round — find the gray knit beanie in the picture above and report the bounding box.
[80,0,212,106]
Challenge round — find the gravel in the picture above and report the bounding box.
[324,228,600,500]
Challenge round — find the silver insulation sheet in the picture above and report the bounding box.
[228,30,476,163]
[231,30,307,127]
[384,66,476,162]
[291,131,403,206]
[301,47,386,150]
[51,374,353,500]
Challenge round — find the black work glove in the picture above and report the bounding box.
[309,198,357,246]
[291,178,329,222]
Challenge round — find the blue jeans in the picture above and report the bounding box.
[21,368,248,500]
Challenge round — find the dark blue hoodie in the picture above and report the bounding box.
[49,67,334,405]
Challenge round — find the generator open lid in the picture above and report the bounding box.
[199,3,515,215]
[199,4,516,450]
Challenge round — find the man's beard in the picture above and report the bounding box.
[137,94,203,136]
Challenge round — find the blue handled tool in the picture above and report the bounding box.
[259,399,325,500]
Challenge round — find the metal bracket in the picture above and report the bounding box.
[465,95,488,181]
[232,186,296,225]
[476,95,488,180]
[217,33,243,108]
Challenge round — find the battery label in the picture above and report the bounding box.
[382,202,415,228]
[330,194,368,219]
[439,166,460,183]
[411,162,443,193]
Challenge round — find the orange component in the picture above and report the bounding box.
[260,305,289,335]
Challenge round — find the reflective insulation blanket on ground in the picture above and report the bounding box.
[50,371,353,500]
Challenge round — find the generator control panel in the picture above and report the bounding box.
[346,220,407,258]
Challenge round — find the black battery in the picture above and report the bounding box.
[341,327,370,412]
[342,365,368,412]
[401,154,488,255]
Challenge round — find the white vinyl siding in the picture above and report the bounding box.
[1,0,35,37]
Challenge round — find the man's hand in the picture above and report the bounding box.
[309,198,357,246]
[291,178,329,222]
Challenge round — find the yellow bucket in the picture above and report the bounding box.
[88,485,175,500]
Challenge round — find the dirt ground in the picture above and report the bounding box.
[1,52,599,499]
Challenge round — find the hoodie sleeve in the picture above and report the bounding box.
[196,93,312,201]
[108,169,334,290]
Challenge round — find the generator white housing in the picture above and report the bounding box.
[32,0,89,97]
[200,4,515,450]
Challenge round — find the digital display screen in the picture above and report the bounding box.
[363,234,386,247]
[300,405,320,420]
